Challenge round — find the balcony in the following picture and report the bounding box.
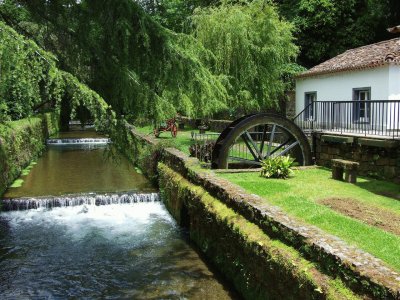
[294,100,400,139]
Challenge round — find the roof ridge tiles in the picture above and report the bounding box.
[298,37,400,78]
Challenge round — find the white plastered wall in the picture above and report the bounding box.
[388,64,400,129]
[295,66,390,115]
[388,64,400,100]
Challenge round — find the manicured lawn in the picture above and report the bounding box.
[218,167,400,271]
[135,125,400,270]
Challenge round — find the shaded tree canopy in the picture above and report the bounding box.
[2,0,396,121]
[275,0,400,67]
[1,0,228,122]
[0,0,299,121]
[137,0,219,32]
[0,21,116,135]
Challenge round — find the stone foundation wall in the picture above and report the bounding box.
[315,133,400,184]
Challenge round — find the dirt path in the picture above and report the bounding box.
[319,197,400,236]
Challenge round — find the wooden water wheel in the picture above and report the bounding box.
[211,113,312,169]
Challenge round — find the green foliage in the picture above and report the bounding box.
[0,21,117,136]
[81,0,228,121]
[276,0,394,66]
[0,23,62,121]
[1,0,300,121]
[260,156,295,179]
[1,0,398,121]
[2,0,228,122]
[10,178,24,188]
[139,0,218,32]
[192,0,298,114]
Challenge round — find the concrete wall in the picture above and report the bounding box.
[388,65,400,100]
[388,65,400,129]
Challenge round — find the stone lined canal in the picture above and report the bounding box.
[0,133,239,299]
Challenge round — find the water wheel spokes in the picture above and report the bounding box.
[241,131,263,162]
[212,113,312,169]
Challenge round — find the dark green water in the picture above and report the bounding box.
[0,133,239,299]
[4,144,154,199]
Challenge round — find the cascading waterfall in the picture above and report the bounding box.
[47,138,110,145]
[1,192,160,211]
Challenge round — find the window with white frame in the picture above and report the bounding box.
[353,88,371,123]
[304,92,316,120]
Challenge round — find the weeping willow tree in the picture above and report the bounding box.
[0,21,116,135]
[192,0,298,115]
[1,0,228,123]
[1,0,298,122]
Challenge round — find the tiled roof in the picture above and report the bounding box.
[297,38,400,78]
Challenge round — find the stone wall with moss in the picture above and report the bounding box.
[0,113,59,196]
[126,128,400,299]
[159,163,361,300]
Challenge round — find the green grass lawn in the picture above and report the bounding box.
[1,117,41,132]
[134,124,400,270]
[218,167,400,271]
[135,125,195,154]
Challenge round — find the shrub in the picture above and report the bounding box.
[260,156,295,179]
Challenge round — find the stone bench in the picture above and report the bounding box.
[331,159,359,183]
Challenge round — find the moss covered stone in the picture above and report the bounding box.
[0,113,59,196]
[158,162,362,300]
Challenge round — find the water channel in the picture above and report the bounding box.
[0,131,239,299]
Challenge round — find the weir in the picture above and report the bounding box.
[46,138,110,145]
[1,192,160,211]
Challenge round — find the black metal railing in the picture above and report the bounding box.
[191,130,289,164]
[294,100,400,138]
[191,132,219,162]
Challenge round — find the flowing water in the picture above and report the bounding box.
[0,132,238,299]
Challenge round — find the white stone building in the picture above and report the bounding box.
[295,38,400,134]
